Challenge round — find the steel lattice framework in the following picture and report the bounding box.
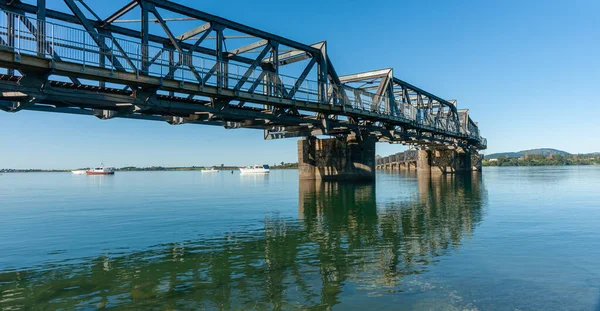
[0,0,486,151]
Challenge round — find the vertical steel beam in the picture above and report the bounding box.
[262,70,270,109]
[6,13,14,75]
[402,86,411,117]
[387,81,396,115]
[98,29,107,87]
[36,0,46,57]
[168,47,174,96]
[140,0,150,74]
[271,43,279,96]
[263,46,282,111]
[223,58,229,88]
[317,43,328,104]
[215,28,224,88]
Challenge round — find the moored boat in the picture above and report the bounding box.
[239,164,270,174]
[201,167,218,173]
[86,164,115,175]
[71,170,87,175]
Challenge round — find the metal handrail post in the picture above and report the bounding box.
[201,57,204,87]
[82,31,85,68]
[136,44,139,76]
[51,23,54,59]
[110,39,114,73]
[16,14,20,52]
[160,48,163,77]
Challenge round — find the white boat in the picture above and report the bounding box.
[202,167,218,173]
[239,164,270,174]
[71,170,87,175]
[86,164,115,175]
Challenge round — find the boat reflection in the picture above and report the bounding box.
[80,172,116,190]
[0,174,486,310]
[238,170,270,184]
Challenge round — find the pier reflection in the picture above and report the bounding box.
[0,174,486,310]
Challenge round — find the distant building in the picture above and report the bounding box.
[488,158,498,162]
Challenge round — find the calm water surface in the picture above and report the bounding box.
[1,167,599,310]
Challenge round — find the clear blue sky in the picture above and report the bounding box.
[1,0,598,169]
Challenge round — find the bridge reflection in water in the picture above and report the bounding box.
[0,175,486,310]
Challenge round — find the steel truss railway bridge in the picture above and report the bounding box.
[0,0,486,180]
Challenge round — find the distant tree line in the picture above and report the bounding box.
[2,163,301,173]
[0,169,69,173]
[483,154,600,167]
[270,162,298,169]
[117,166,240,171]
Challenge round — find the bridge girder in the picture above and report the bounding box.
[0,0,486,150]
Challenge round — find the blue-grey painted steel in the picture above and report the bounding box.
[0,1,486,151]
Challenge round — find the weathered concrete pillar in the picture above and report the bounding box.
[430,149,478,174]
[472,153,483,171]
[416,150,431,174]
[398,162,405,170]
[298,135,376,181]
[298,136,317,178]
[431,150,451,174]
[455,150,472,172]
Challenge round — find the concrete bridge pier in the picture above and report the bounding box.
[298,135,376,181]
[430,149,475,174]
[471,153,483,171]
[377,149,483,175]
[417,150,431,174]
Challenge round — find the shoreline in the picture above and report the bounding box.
[0,168,300,173]
[482,163,599,168]
[3,165,599,174]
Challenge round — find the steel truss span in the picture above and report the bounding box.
[0,0,485,151]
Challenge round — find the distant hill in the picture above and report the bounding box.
[486,148,571,159]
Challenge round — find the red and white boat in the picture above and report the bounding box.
[86,164,115,175]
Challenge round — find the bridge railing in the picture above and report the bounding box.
[0,10,485,145]
[0,11,327,102]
